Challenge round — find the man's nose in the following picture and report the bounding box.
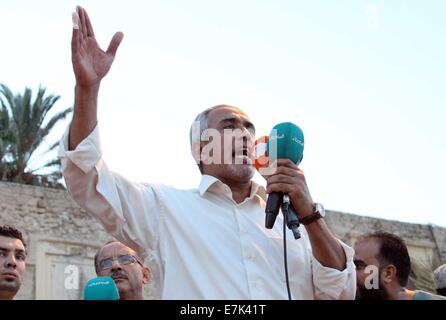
[110,259,122,271]
[235,126,253,143]
[4,254,17,269]
[242,129,253,146]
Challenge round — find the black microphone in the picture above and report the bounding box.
[265,192,283,228]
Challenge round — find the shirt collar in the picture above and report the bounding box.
[198,174,267,202]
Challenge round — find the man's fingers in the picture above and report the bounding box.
[266,174,295,186]
[71,11,80,54]
[276,159,299,170]
[71,19,79,53]
[261,162,299,179]
[106,32,124,56]
[83,8,95,37]
[72,10,80,30]
[78,6,88,41]
[275,165,299,177]
[266,182,293,194]
[71,28,79,55]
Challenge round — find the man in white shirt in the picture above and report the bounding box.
[60,6,356,300]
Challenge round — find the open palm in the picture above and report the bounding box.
[71,6,123,88]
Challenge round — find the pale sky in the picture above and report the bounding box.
[1,0,445,227]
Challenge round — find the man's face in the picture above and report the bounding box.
[354,239,389,300]
[96,242,149,300]
[200,106,256,182]
[0,236,26,300]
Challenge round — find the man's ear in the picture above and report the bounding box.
[381,265,397,284]
[142,266,151,284]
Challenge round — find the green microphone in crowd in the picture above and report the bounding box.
[83,276,120,300]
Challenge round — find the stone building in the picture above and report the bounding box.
[0,182,444,299]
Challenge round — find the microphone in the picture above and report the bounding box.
[264,122,304,235]
[83,276,120,300]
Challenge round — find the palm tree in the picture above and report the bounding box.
[0,84,72,188]
[0,100,13,180]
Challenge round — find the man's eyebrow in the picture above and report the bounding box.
[245,120,255,130]
[219,117,237,124]
[0,247,26,255]
[15,248,26,255]
[219,117,255,130]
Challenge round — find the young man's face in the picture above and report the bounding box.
[0,236,26,300]
[96,242,150,300]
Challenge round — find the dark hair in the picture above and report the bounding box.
[0,225,26,250]
[357,231,411,287]
[437,288,446,296]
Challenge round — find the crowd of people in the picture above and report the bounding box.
[1,224,445,300]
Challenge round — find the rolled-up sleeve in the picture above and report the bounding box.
[311,240,356,300]
[58,125,164,257]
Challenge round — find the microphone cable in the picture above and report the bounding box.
[281,195,301,300]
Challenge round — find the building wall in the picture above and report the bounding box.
[0,182,445,299]
[325,211,446,265]
[0,182,157,299]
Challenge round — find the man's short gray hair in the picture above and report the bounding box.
[433,264,446,290]
[189,104,243,173]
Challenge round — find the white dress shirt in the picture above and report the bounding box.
[59,125,356,300]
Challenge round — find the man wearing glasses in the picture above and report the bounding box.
[94,240,151,300]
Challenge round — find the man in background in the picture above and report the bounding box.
[433,263,446,297]
[94,240,150,300]
[354,231,445,300]
[0,225,27,300]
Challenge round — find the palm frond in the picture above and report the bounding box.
[0,84,15,108]
[32,140,61,159]
[28,158,61,173]
[40,107,73,135]
[0,83,72,188]
[26,107,72,162]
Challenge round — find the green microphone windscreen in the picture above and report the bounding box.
[267,122,304,165]
[84,276,120,300]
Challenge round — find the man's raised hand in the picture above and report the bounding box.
[71,6,123,88]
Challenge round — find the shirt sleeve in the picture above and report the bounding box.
[311,240,357,300]
[58,124,165,257]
